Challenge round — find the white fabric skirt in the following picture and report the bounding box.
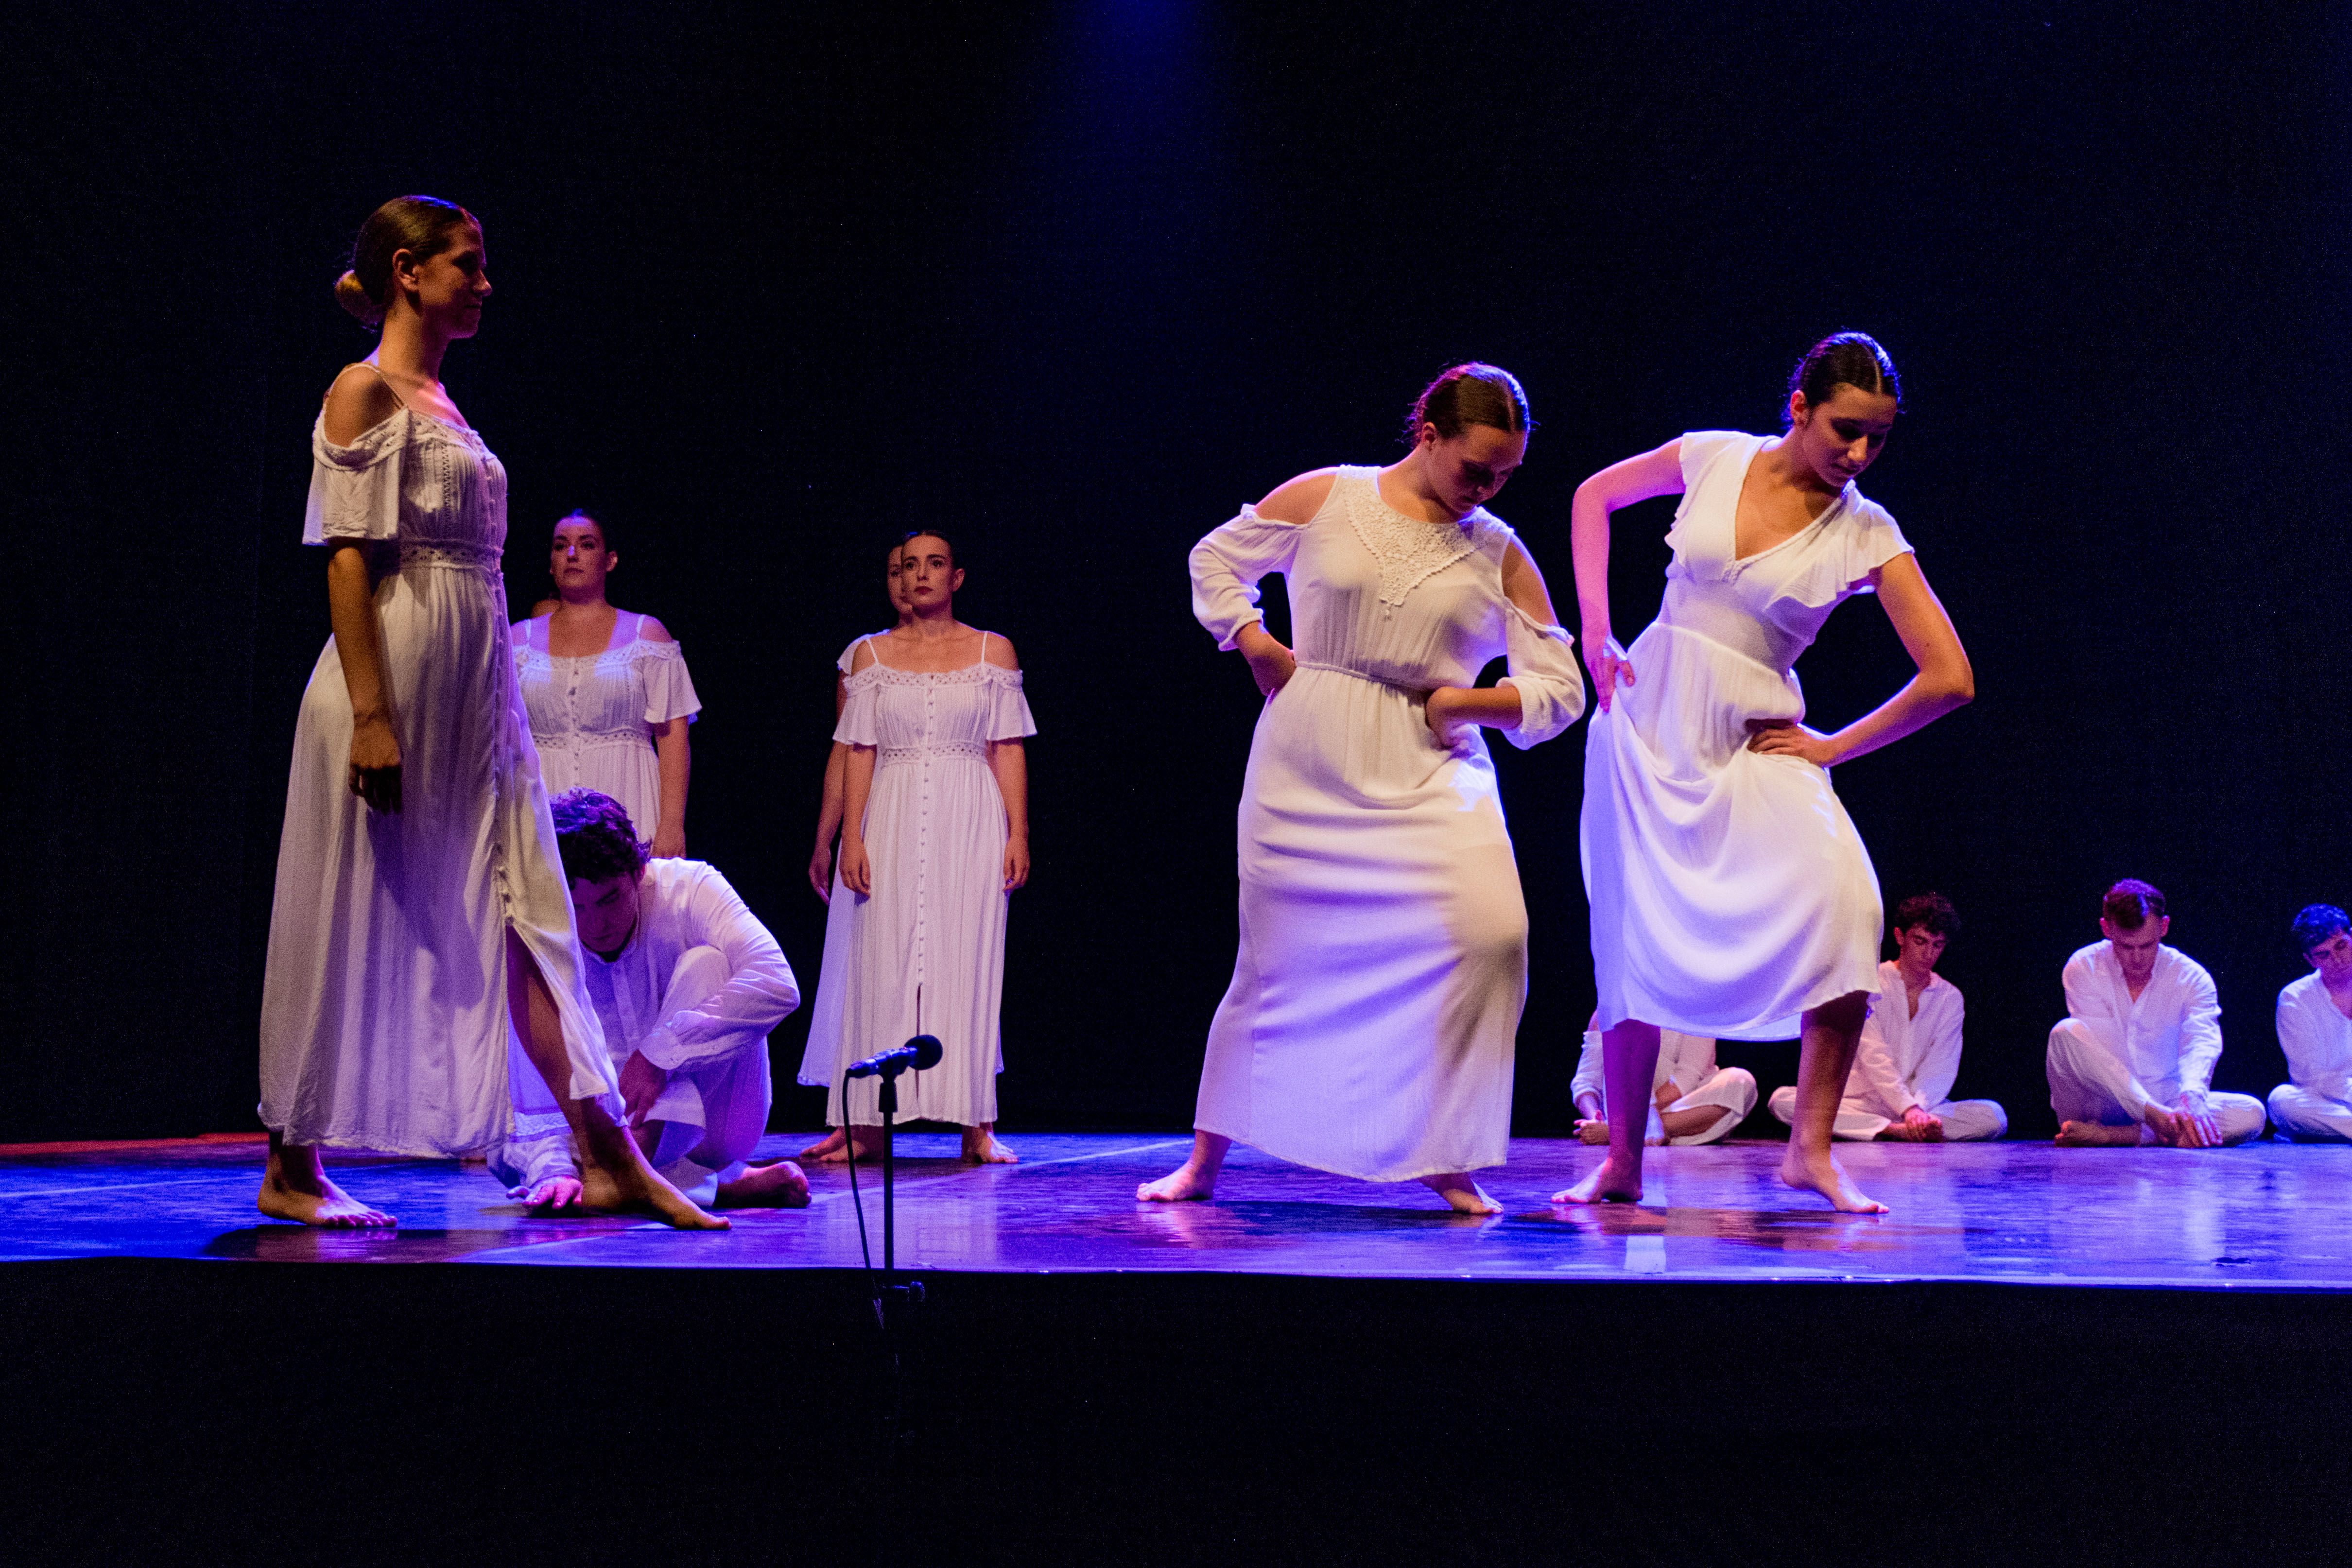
[1582,621,1884,1040]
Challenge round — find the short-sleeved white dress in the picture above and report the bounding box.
[514,610,701,841]
[259,394,611,1155]
[797,634,1037,1127]
[1582,431,1915,1041]
[1188,467,1587,1181]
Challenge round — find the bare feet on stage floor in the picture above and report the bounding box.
[259,1133,395,1228]
[798,1124,1020,1165]
[1136,1131,1501,1213]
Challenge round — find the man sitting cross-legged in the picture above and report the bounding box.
[497,789,811,1209]
[1766,892,2006,1141]
[2046,878,2266,1148]
[2267,903,2352,1141]
[1571,1016,1756,1147]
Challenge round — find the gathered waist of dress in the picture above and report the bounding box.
[398,539,503,572]
[877,740,991,768]
[534,728,656,751]
[1293,659,1429,695]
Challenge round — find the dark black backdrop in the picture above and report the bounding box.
[11,1,2351,1143]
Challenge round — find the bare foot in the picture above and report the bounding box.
[576,1126,729,1230]
[1138,1162,1217,1203]
[811,1128,884,1164]
[1553,1154,1642,1205]
[2055,1119,2142,1147]
[1420,1172,1503,1214]
[717,1160,811,1208]
[259,1138,395,1228]
[1778,1146,1887,1213]
[961,1126,1018,1164]
[797,1127,847,1160]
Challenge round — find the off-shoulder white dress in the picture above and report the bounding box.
[1189,466,1586,1181]
[797,634,1037,1127]
[1583,430,1914,1041]
[514,610,700,841]
[259,393,610,1155]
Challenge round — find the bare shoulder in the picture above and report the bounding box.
[1254,466,1343,526]
[635,614,676,644]
[978,630,1020,670]
[1500,538,1560,623]
[321,364,401,446]
[847,638,878,673]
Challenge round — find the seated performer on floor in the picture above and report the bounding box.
[1572,1017,1754,1146]
[1767,892,2006,1141]
[498,790,810,1208]
[2046,879,2266,1147]
[2267,903,2352,1141]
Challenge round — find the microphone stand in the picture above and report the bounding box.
[854,1052,924,1503]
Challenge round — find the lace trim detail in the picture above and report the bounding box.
[1341,470,1486,606]
[878,740,989,767]
[536,729,657,749]
[846,661,1021,689]
[399,539,502,570]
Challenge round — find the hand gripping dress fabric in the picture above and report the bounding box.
[258,401,612,1155]
[1582,431,1913,1040]
[1188,467,1586,1181]
[797,638,1037,1127]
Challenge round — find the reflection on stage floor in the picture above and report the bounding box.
[2,1132,2347,1289]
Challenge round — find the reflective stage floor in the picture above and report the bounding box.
[6,1130,2352,1289]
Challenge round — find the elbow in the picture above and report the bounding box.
[1927,662,1975,708]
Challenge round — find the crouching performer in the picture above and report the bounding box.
[2268,903,2352,1141]
[497,789,811,1208]
[1572,1018,1755,1146]
[1767,892,2006,1141]
[2047,879,2266,1148]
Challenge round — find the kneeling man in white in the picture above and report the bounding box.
[499,789,810,1208]
[2268,903,2352,1141]
[2046,879,2266,1147]
[1572,1018,1755,1146]
[1769,892,2005,1141]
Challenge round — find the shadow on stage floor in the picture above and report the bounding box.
[4,1134,2349,1564]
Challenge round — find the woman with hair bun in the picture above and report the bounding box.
[1562,332,1974,1214]
[1140,364,1587,1213]
[255,195,720,1229]
[513,511,700,860]
[798,531,1035,1165]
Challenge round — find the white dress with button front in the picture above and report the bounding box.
[513,609,700,840]
[798,636,1036,1127]
[1583,430,1913,1040]
[1188,466,1587,1182]
[259,400,611,1155]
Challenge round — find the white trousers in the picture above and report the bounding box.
[2045,1020,2265,1144]
[1656,1067,1758,1146]
[493,945,774,1205]
[2267,1083,2352,1141]
[1766,1085,2007,1141]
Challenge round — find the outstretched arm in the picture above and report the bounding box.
[1746,553,1974,766]
[1571,441,1685,712]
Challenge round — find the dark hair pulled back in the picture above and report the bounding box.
[899,529,956,567]
[1403,363,1533,446]
[334,195,479,328]
[553,510,611,550]
[1783,332,1901,428]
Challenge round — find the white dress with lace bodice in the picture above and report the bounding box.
[514,610,700,839]
[1583,431,1914,1039]
[1188,466,1586,1181]
[797,634,1037,1127]
[259,398,611,1154]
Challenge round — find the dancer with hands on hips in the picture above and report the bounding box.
[1564,332,1972,1215]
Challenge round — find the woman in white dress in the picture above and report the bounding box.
[513,511,699,859]
[806,540,916,899]
[1562,333,1974,1214]
[256,195,718,1229]
[799,532,1035,1164]
[1138,364,1587,1214]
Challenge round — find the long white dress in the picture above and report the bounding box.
[1583,431,1911,1041]
[1189,467,1587,1181]
[259,394,610,1155]
[795,637,880,1105]
[797,634,1036,1127]
[513,610,700,840]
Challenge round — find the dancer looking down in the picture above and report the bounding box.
[2046,880,2266,1147]
[2269,903,2352,1141]
[257,196,719,1228]
[798,532,1034,1166]
[1562,333,1974,1214]
[1139,364,1586,1214]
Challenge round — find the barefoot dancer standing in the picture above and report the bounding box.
[1138,365,1586,1214]
[256,196,721,1230]
[1562,334,1972,1215]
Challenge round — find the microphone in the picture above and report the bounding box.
[845,1034,945,1080]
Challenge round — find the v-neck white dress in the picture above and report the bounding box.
[259,401,611,1155]
[796,634,1037,1127]
[1583,430,1913,1040]
[1188,467,1586,1181]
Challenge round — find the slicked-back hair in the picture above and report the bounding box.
[1403,363,1533,446]
[552,789,649,885]
[335,195,478,328]
[1784,332,1901,428]
[2102,878,2166,930]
